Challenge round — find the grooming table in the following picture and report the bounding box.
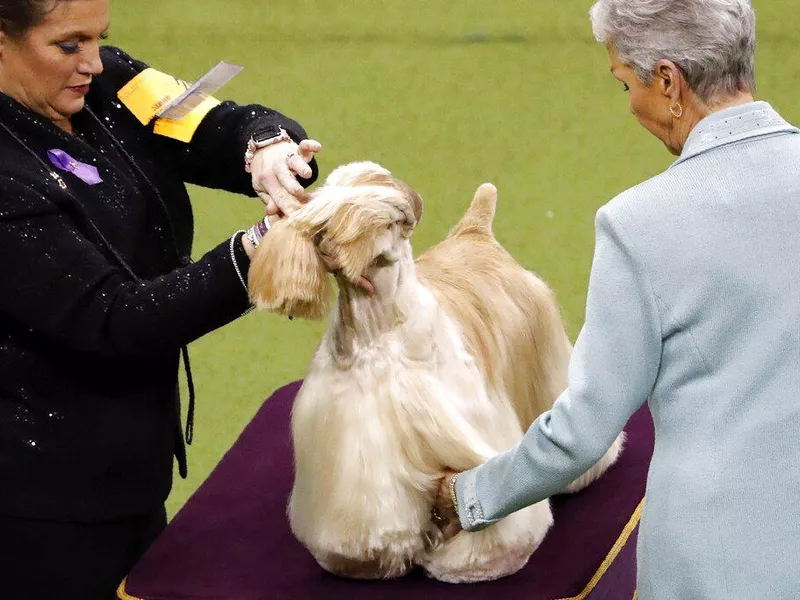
[119,382,653,600]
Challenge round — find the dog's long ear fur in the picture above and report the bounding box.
[324,161,423,230]
[248,219,331,320]
[248,161,423,317]
[293,185,411,281]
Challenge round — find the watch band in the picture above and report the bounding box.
[244,126,292,172]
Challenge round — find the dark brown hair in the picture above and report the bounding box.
[0,0,64,38]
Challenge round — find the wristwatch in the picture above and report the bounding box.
[244,125,292,172]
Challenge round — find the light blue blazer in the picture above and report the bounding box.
[456,101,800,599]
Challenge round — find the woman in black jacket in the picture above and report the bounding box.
[0,0,319,596]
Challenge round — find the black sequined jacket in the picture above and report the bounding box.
[0,47,317,521]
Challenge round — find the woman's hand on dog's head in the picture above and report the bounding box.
[251,138,322,217]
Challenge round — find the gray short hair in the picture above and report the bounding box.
[590,0,756,104]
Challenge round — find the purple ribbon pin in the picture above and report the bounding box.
[47,149,103,185]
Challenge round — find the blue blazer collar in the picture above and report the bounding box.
[672,101,799,167]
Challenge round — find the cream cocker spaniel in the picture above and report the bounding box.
[248,162,623,583]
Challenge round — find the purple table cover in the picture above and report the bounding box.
[119,382,653,600]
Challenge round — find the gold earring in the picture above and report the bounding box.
[669,102,683,118]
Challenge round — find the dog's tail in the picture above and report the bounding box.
[448,183,497,238]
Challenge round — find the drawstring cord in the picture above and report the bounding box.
[181,346,195,445]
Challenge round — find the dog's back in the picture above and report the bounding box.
[415,184,572,428]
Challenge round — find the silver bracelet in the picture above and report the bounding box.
[449,473,460,514]
[229,230,249,293]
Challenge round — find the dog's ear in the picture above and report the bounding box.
[391,177,423,229]
[248,219,331,320]
[322,218,380,282]
[324,161,423,232]
[294,185,410,281]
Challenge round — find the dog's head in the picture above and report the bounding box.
[248,161,423,319]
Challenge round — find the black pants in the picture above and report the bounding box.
[0,507,167,600]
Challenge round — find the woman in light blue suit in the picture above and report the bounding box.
[434,1,800,598]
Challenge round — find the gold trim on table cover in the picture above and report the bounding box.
[555,498,644,600]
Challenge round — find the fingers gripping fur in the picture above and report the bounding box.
[247,219,331,319]
[449,183,497,238]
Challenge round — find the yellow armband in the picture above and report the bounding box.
[117,68,221,143]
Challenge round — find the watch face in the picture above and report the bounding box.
[252,125,283,143]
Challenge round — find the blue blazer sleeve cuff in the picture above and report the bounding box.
[457,466,500,532]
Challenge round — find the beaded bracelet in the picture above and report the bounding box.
[245,216,272,249]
